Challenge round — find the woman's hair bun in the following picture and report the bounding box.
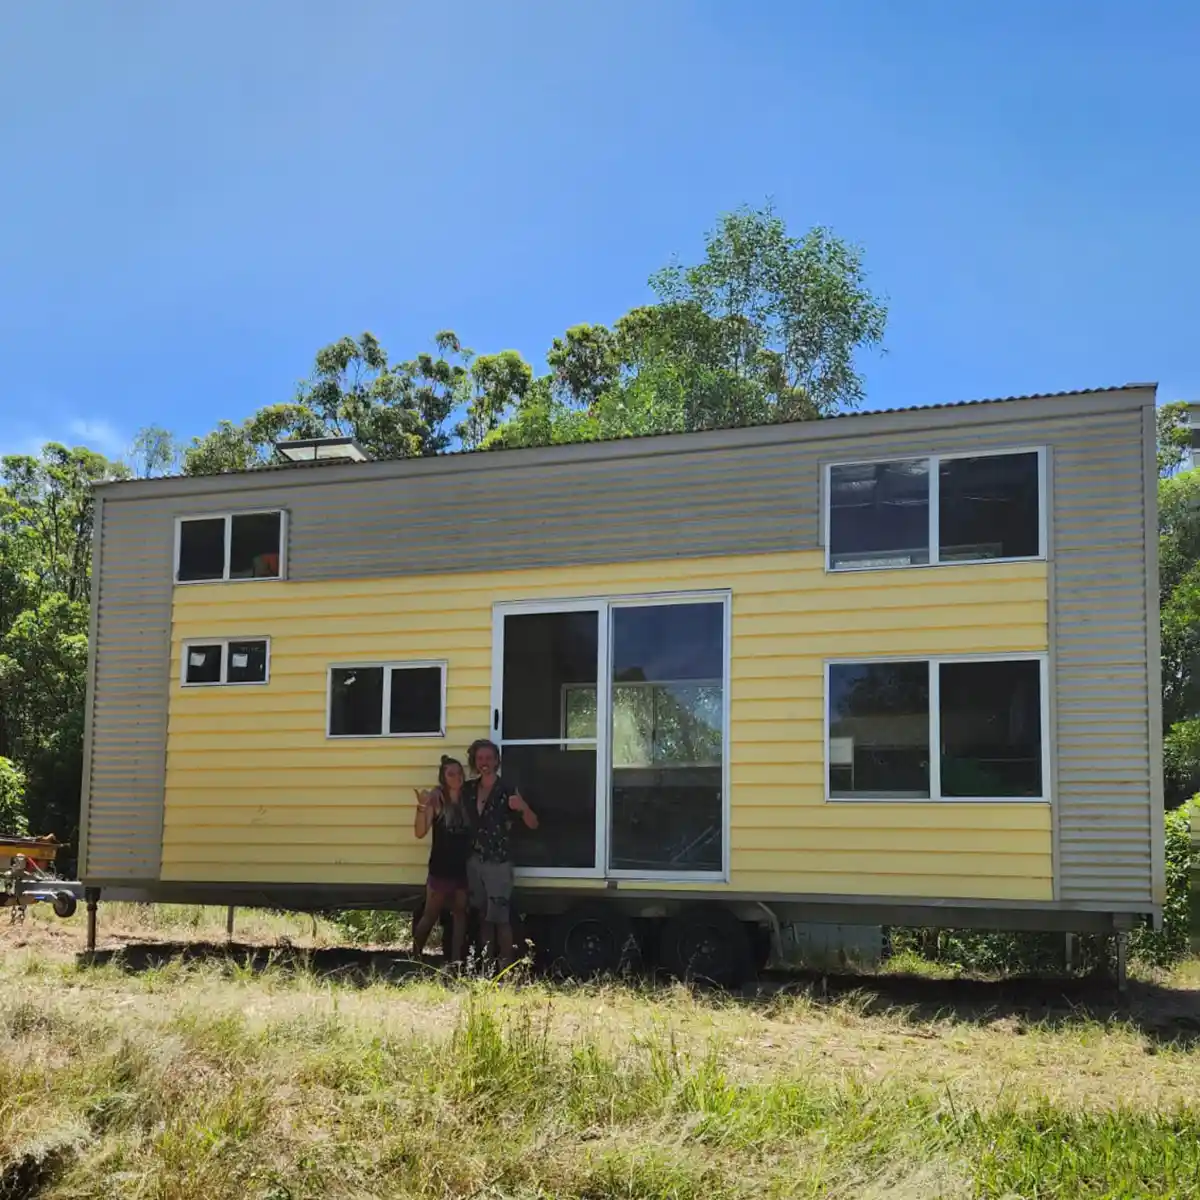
[440,754,452,765]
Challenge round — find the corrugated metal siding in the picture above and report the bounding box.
[84,394,1157,908]
[1051,411,1154,904]
[82,504,172,881]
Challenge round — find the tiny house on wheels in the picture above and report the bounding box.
[78,384,1165,982]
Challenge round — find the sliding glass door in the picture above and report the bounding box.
[493,592,728,882]
[492,601,606,875]
[607,600,725,876]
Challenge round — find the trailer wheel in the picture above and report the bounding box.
[52,892,77,919]
[748,922,773,972]
[660,905,753,987]
[551,903,640,979]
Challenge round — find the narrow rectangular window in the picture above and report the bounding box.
[182,638,269,686]
[328,662,447,738]
[388,665,445,735]
[176,511,284,583]
[828,460,930,569]
[939,659,1043,797]
[828,660,930,798]
[938,452,1040,563]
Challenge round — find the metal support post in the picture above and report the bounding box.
[226,905,236,944]
[85,887,100,953]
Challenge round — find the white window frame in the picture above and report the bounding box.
[325,660,448,739]
[822,447,1047,573]
[174,509,288,585]
[823,651,1050,804]
[180,637,272,687]
[491,589,731,885]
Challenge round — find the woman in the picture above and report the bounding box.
[412,755,471,962]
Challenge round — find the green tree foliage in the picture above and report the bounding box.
[1157,399,1192,477]
[128,425,179,478]
[1157,405,1200,804]
[180,332,475,474]
[0,445,128,844]
[496,204,886,448]
[0,757,28,836]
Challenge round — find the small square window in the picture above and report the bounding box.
[176,512,284,583]
[329,667,385,736]
[388,666,444,735]
[177,519,226,582]
[184,644,223,685]
[829,460,930,569]
[227,640,269,684]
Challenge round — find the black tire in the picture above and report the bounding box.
[519,913,554,968]
[52,892,77,919]
[660,905,753,987]
[550,902,640,979]
[748,922,773,973]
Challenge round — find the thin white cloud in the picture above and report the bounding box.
[0,417,129,461]
[67,418,127,458]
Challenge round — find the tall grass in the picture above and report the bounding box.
[0,961,1197,1199]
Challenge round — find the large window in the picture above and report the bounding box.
[182,638,270,686]
[327,662,446,738]
[493,593,729,880]
[827,656,1046,801]
[176,511,285,583]
[827,450,1043,571]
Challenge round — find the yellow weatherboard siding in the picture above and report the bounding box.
[162,551,1052,900]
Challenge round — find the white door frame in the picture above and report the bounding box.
[491,589,732,885]
[491,598,609,879]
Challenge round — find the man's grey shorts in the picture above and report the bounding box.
[467,856,514,925]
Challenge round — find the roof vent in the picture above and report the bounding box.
[274,437,370,464]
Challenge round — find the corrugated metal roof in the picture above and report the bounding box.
[103,382,1155,487]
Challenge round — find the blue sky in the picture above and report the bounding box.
[1,1,1196,461]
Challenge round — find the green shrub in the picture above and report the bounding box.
[1127,797,1198,967]
[0,757,29,836]
[328,909,411,946]
[888,798,1198,973]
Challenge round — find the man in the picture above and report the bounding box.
[464,738,538,968]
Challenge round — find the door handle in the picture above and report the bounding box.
[494,708,499,731]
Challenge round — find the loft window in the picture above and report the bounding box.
[176,511,285,583]
[827,655,1046,801]
[826,450,1043,570]
[828,459,930,569]
[327,662,446,738]
[939,453,1041,562]
[182,638,269,686]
